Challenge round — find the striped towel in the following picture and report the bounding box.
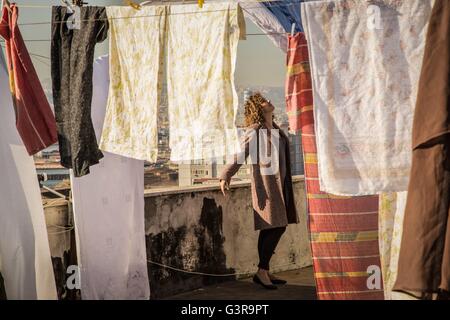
[285,33,311,132]
[286,33,384,300]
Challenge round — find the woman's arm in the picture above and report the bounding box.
[219,127,257,194]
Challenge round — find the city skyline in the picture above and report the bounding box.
[35,84,300,190]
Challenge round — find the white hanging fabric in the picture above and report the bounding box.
[239,1,288,52]
[0,50,57,300]
[167,2,245,162]
[71,55,150,300]
[301,0,434,196]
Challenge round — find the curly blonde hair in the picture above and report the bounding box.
[244,92,273,127]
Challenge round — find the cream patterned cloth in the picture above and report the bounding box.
[99,6,167,161]
[301,0,434,195]
[379,192,417,300]
[166,3,245,162]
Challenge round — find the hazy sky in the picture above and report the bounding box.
[4,0,286,89]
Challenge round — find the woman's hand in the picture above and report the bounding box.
[220,179,230,196]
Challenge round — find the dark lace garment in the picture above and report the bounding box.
[51,6,109,177]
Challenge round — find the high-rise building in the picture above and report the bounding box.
[289,133,304,176]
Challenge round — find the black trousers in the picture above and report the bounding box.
[258,227,286,270]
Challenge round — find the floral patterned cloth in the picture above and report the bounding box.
[301,0,434,195]
[379,192,416,300]
[166,3,245,162]
[99,6,167,161]
[101,4,245,163]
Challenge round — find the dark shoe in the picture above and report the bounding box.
[270,278,287,285]
[253,275,277,290]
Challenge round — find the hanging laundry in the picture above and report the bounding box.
[239,1,288,52]
[167,2,245,162]
[301,0,434,196]
[51,6,109,177]
[378,192,416,300]
[394,0,450,298]
[71,55,150,300]
[238,0,308,52]
[0,49,57,300]
[286,33,383,300]
[261,1,302,33]
[99,6,166,162]
[0,4,57,155]
[285,32,310,132]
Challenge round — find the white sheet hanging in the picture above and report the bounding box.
[167,2,245,162]
[301,0,434,195]
[0,50,57,300]
[71,55,150,300]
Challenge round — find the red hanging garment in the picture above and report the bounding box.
[286,33,384,300]
[0,4,57,155]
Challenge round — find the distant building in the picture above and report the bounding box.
[179,160,251,187]
[178,161,214,186]
[36,167,70,188]
[243,88,253,102]
[289,133,304,176]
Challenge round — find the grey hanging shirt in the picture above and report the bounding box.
[51,6,109,177]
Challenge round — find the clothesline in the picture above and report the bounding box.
[8,1,300,26]
[0,43,49,59]
[0,32,287,45]
[0,28,285,66]
[10,0,295,8]
[147,260,298,277]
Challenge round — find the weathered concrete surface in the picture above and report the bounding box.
[145,177,312,299]
[165,266,316,300]
[1,177,311,300]
[0,199,79,300]
[43,200,80,300]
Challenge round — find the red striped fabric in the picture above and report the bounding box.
[286,33,384,300]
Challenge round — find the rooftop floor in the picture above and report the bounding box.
[164,267,316,300]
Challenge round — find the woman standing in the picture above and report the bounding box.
[219,92,299,290]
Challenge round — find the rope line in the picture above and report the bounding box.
[41,226,301,277]
[147,259,299,277]
[0,31,287,43]
[6,1,302,26]
[47,226,75,235]
[0,43,51,60]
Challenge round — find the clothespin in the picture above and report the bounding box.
[61,0,74,13]
[198,0,204,8]
[291,23,296,36]
[72,0,88,7]
[2,0,12,13]
[124,0,141,10]
[62,0,82,29]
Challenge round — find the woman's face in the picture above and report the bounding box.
[261,99,275,114]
